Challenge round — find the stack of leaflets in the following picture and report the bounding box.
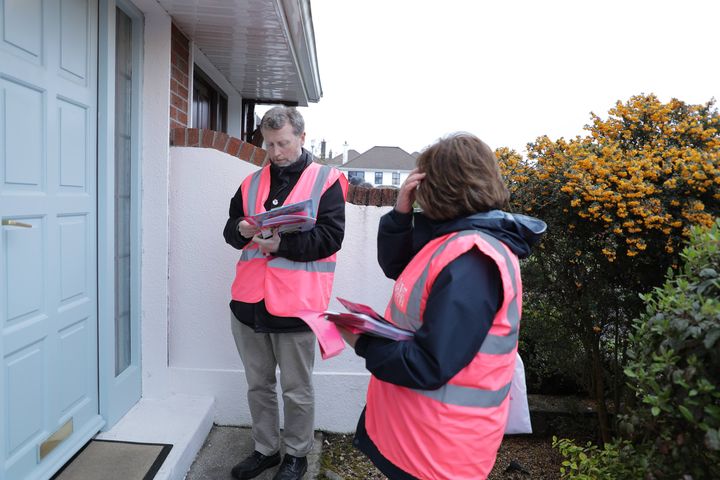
[244,199,315,237]
[325,297,413,341]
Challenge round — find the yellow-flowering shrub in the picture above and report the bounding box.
[514,94,719,261]
[498,94,720,441]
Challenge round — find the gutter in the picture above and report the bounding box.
[274,0,323,105]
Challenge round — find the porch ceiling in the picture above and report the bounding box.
[157,0,322,106]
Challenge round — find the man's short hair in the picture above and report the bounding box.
[415,133,510,221]
[260,106,305,136]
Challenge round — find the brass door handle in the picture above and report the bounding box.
[2,219,32,228]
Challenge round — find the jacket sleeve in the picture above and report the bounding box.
[354,249,502,390]
[377,209,415,280]
[275,179,346,261]
[223,184,253,250]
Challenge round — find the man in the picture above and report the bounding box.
[223,106,347,480]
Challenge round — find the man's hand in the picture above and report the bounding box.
[252,228,281,255]
[238,220,260,239]
[395,168,426,214]
[337,326,359,348]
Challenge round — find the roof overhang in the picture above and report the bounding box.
[157,0,322,106]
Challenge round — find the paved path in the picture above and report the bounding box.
[185,426,323,480]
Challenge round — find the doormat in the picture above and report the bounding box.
[51,439,172,480]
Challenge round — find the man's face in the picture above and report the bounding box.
[262,123,305,167]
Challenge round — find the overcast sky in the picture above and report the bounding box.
[277,0,720,159]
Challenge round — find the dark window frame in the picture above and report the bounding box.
[192,66,228,133]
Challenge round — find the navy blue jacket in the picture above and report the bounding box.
[353,208,546,479]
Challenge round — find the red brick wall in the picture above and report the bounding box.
[346,184,398,206]
[170,24,190,128]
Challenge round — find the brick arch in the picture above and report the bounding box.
[170,128,268,166]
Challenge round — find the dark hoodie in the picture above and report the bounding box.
[352,208,546,480]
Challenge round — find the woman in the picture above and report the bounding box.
[339,133,546,479]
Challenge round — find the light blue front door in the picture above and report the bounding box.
[0,1,103,479]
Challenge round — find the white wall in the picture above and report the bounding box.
[168,147,396,432]
[135,0,172,398]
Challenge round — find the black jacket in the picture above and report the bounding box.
[223,150,346,332]
[353,208,546,479]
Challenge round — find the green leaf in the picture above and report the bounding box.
[699,268,717,278]
[705,429,720,451]
[678,405,694,422]
[704,328,720,349]
[652,406,661,416]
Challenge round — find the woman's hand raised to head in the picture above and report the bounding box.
[395,169,426,214]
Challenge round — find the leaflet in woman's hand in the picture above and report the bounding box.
[326,298,414,341]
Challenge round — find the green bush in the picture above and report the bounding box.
[554,219,720,479]
[620,219,720,478]
[519,290,586,394]
[553,436,647,479]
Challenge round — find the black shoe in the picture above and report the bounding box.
[271,454,307,480]
[231,451,281,480]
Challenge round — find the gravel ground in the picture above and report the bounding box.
[318,433,565,479]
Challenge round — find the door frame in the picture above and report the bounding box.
[97,0,144,429]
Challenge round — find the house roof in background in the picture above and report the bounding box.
[340,146,417,171]
[159,0,321,106]
[325,149,361,166]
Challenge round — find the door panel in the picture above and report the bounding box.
[5,220,44,321]
[3,0,42,59]
[1,1,102,479]
[3,79,44,188]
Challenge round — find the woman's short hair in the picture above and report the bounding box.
[415,133,509,221]
[260,106,305,136]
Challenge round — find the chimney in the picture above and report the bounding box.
[342,141,349,164]
[320,139,326,160]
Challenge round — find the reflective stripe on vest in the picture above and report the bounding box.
[418,381,512,408]
[268,257,336,273]
[239,251,336,273]
[245,169,263,215]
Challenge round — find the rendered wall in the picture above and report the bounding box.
[168,147,396,432]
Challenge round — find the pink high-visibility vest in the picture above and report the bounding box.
[231,162,348,317]
[365,230,522,480]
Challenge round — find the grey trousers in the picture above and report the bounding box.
[231,315,316,457]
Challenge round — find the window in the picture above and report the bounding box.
[115,7,134,375]
[392,172,400,186]
[375,172,383,185]
[193,67,227,132]
[348,171,364,183]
